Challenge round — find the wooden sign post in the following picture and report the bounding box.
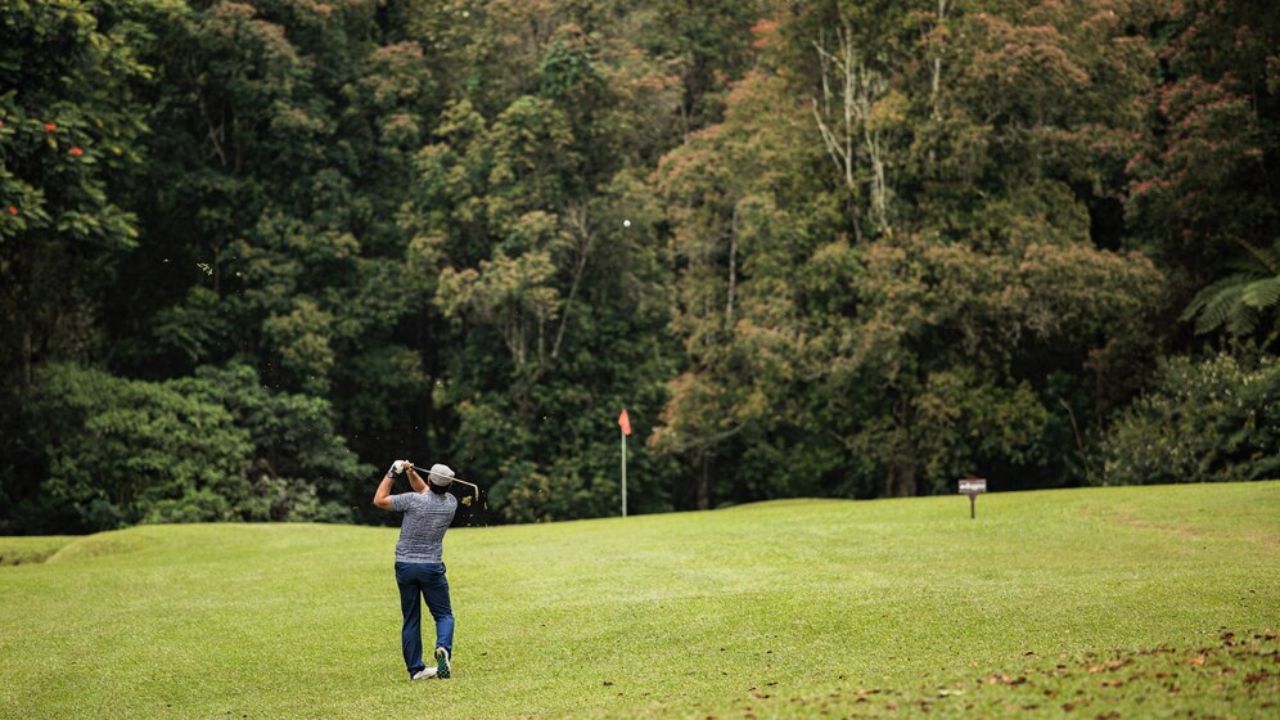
[959,478,987,519]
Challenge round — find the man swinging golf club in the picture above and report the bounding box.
[373,460,458,680]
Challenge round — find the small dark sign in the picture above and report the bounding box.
[959,477,987,519]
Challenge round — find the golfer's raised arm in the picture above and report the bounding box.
[407,465,427,494]
[373,467,396,510]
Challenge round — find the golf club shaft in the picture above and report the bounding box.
[406,464,479,495]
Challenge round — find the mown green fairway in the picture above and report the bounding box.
[2,482,1277,719]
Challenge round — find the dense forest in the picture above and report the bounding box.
[2,0,1278,534]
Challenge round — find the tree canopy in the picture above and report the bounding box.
[3,0,1277,532]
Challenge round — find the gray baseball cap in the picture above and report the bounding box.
[426,463,455,488]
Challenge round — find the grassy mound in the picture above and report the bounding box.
[1,482,1277,718]
[0,535,76,566]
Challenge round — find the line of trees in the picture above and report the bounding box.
[2,0,1277,534]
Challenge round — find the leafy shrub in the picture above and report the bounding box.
[144,488,231,524]
[1102,353,1280,485]
[23,363,369,533]
[32,364,252,531]
[171,363,371,521]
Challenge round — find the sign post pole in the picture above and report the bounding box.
[959,477,987,519]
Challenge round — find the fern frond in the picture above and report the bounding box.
[1181,274,1252,324]
[1241,276,1280,310]
[1234,238,1280,275]
[1192,281,1245,335]
[1226,303,1259,337]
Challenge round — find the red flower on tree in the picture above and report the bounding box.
[6,205,17,216]
[44,122,57,132]
[69,146,84,157]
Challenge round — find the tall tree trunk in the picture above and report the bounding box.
[812,21,891,238]
[21,325,32,392]
[885,397,917,496]
[930,0,950,119]
[552,203,593,361]
[887,458,918,497]
[698,452,711,510]
[725,202,739,330]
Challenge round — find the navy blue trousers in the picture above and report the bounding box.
[394,561,454,676]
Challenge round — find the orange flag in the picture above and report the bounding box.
[618,408,632,436]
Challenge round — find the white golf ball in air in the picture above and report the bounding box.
[623,219,631,227]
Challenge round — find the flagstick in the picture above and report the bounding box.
[621,429,628,518]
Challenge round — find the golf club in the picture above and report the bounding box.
[407,463,480,506]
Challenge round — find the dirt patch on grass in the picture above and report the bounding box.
[1080,503,1279,551]
[785,629,1280,718]
[1075,504,1206,541]
[1107,508,1204,539]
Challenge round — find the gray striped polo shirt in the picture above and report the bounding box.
[390,491,457,563]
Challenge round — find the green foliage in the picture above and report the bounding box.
[1181,239,1280,346]
[913,370,1050,491]
[652,3,1167,503]
[0,0,169,400]
[27,363,251,532]
[170,363,372,522]
[1126,0,1280,339]
[1103,353,1280,486]
[1,0,1276,530]
[15,362,367,533]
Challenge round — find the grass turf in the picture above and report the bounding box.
[0,535,76,566]
[1,482,1277,718]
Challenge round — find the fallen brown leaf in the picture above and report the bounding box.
[855,688,881,697]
